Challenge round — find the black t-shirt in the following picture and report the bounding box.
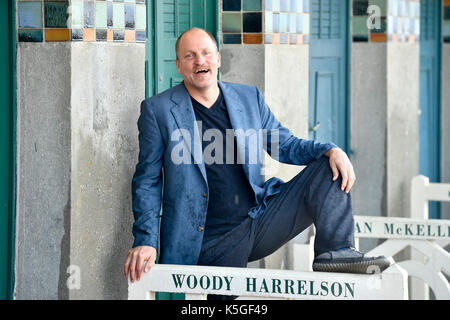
[191,89,256,239]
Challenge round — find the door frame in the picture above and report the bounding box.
[1,0,17,300]
[419,0,442,219]
[308,0,351,153]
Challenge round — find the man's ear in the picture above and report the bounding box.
[175,58,181,74]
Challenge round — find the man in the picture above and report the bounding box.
[124,28,390,287]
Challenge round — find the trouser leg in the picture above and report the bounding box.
[248,156,355,261]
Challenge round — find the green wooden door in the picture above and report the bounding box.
[0,0,15,300]
[147,0,218,300]
[154,0,217,94]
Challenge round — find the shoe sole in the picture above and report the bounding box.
[312,257,392,274]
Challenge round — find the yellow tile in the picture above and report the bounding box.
[83,28,95,41]
[45,29,70,42]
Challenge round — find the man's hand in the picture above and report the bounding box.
[124,245,157,283]
[324,147,356,194]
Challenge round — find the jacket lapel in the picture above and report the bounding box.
[218,81,251,181]
[170,84,208,185]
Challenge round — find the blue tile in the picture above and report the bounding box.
[18,2,42,28]
[18,29,43,42]
[222,33,242,44]
[136,31,146,42]
[84,1,95,28]
[125,4,135,29]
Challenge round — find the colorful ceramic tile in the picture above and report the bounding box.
[370,33,387,42]
[113,30,125,41]
[135,4,146,30]
[44,1,69,28]
[265,11,273,33]
[135,0,145,3]
[272,33,280,44]
[136,30,146,42]
[243,33,262,43]
[243,12,261,32]
[45,28,70,41]
[113,3,125,29]
[444,6,450,20]
[302,0,309,13]
[18,2,42,28]
[352,16,369,35]
[95,29,108,41]
[264,34,273,43]
[71,28,83,41]
[279,13,287,32]
[125,30,135,42]
[71,0,83,29]
[353,35,369,42]
[107,1,113,28]
[444,0,450,6]
[96,29,107,41]
[96,1,107,28]
[222,33,241,44]
[443,21,450,37]
[265,0,273,10]
[273,12,280,32]
[444,37,450,43]
[223,0,241,11]
[222,12,241,33]
[280,0,289,11]
[107,29,113,41]
[83,28,95,41]
[18,29,43,42]
[289,13,296,33]
[353,0,369,16]
[296,14,302,33]
[243,0,261,11]
[370,16,386,33]
[292,0,303,13]
[125,4,135,29]
[368,0,386,16]
[302,13,309,34]
[279,33,287,43]
[84,1,94,28]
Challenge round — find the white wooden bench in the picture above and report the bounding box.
[128,263,407,300]
[293,175,450,300]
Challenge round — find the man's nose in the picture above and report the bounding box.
[194,53,205,65]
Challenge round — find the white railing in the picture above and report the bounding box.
[128,263,408,300]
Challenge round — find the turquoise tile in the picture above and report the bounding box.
[18,2,42,28]
[273,12,280,32]
[369,0,386,16]
[265,11,273,33]
[135,4,146,30]
[71,0,83,29]
[222,34,241,44]
[289,13,296,33]
[443,21,450,37]
[352,16,369,35]
[280,13,287,32]
[96,1,107,28]
[272,0,280,11]
[113,3,125,29]
[44,1,69,28]
[296,14,303,33]
[18,29,43,42]
[222,12,241,33]
[243,0,261,11]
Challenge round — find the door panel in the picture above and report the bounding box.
[419,0,441,219]
[309,0,349,151]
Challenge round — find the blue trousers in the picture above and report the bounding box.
[197,156,355,268]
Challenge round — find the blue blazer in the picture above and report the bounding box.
[131,81,335,265]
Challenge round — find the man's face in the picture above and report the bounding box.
[176,30,221,92]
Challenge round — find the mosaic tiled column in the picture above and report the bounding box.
[17,0,146,43]
[221,0,310,45]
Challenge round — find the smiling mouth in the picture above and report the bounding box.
[194,68,209,74]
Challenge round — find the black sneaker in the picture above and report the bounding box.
[312,247,392,274]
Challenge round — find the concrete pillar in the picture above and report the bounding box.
[15,42,144,299]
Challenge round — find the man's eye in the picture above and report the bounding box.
[203,51,210,55]
[185,54,193,58]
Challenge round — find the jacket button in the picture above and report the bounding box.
[198,226,204,232]
[202,192,207,198]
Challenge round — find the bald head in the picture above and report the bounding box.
[175,28,218,60]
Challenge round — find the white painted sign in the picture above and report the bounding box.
[354,215,450,240]
[128,264,408,300]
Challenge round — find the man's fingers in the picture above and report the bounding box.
[124,253,132,277]
[129,254,137,283]
[330,161,339,181]
[340,168,348,191]
[136,255,145,281]
[144,254,155,273]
